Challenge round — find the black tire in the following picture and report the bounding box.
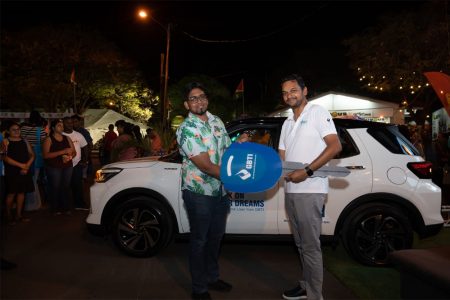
[112,196,174,257]
[341,202,413,266]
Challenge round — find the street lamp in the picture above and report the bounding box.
[138,8,171,131]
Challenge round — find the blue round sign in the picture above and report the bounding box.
[220,142,282,193]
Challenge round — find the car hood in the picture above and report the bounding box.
[101,157,163,169]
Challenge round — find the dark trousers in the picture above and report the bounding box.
[45,166,72,213]
[182,190,230,294]
[101,150,111,166]
[71,163,85,208]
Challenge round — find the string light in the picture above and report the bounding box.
[356,70,432,95]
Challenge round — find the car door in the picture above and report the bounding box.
[225,125,281,234]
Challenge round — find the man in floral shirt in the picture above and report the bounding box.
[176,82,234,300]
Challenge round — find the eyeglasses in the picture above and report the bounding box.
[188,94,208,103]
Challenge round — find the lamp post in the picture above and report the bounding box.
[138,9,171,131]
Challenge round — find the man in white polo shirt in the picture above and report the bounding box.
[278,74,342,300]
[62,117,88,211]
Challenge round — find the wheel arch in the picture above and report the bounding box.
[334,192,425,237]
[101,187,179,234]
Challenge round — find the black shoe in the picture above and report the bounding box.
[282,284,307,300]
[191,291,212,300]
[208,279,232,292]
[1,258,17,271]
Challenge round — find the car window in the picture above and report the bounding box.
[367,126,420,156]
[335,127,360,159]
[229,127,276,148]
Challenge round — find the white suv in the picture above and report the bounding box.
[86,117,444,266]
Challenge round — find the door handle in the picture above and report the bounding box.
[344,166,365,170]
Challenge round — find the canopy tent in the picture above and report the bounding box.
[83,109,148,144]
[268,92,403,124]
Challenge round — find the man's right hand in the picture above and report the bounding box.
[284,169,308,183]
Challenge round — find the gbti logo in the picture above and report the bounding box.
[236,153,254,180]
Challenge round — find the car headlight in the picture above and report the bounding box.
[95,168,123,183]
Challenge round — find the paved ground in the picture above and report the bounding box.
[1,209,357,299]
[3,155,448,299]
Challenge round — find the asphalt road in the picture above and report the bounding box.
[1,209,357,299]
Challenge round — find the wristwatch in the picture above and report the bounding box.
[304,166,314,177]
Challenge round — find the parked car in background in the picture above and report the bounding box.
[87,117,443,266]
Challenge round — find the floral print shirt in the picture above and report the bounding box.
[176,111,231,196]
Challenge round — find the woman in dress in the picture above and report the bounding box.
[42,119,76,215]
[3,122,35,224]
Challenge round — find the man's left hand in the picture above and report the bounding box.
[236,133,249,143]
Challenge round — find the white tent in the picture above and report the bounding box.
[83,109,148,144]
[268,91,404,124]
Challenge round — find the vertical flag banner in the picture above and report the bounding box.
[70,68,77,85]
[235,79,244,96]
[424,72,450,116]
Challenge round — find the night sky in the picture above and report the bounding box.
[1,0,426,110]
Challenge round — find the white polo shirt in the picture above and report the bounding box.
[63,130,87,167]
[279,103,337,193]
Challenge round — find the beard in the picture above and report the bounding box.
[286,96,305,108]
[197,107,207,115]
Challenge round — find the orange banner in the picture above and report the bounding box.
[424,72,450,116]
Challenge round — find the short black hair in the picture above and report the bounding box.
[183,82,208,100]
[29,110,43,126]
[71,114,82,121]
[280,74,305,89]
[62,116,72,121]
[108,124,114,130]
[115,119,126,127]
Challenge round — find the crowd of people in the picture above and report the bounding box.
[98,120,163,165]
[0,112,169,271]
[0,112,93,225]
[0,112,171,226]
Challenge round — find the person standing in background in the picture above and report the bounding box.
[72,115,93,180]
[148,128,163,156]
[63,117,88,211]
[42,119,75,215]
[101,124,117,165]
[0,121,17,270]
[20,110,47,211]
[111,120,138,162]
[3,122,35,224]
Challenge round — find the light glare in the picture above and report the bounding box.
[138,9,148,19]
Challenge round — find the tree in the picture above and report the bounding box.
[343,1,450,104]
[0,24,159,122]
